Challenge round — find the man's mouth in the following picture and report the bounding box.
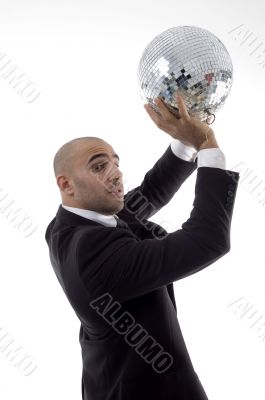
[107,187,124,199]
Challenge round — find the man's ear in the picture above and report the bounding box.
[57,175,74,195]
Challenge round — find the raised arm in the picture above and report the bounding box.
[75,165,239,304]
[117,95,220,223]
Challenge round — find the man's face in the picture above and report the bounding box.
[58,139,124,215]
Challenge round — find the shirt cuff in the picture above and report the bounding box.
[170,139,197,162]
[196,148,226,170]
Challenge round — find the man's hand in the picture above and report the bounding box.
[144,95,219,151]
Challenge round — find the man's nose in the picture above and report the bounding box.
[107,163,123,183]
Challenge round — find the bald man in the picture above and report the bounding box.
[45,96,240,400]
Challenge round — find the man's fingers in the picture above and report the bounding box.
[144,96,187,126]
[176,95,190,119]
[154,98,175,120]
[144,103,161,125]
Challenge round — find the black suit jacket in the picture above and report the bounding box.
[45,145,240,400]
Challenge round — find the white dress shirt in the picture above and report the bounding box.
[62,205,118,227]
[62,139,226,227]
[170,139,226,169]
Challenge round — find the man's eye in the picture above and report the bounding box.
[92,162,119,172]
[93,163,107,171]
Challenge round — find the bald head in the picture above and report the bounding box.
[53,136,124,213]
[53,136,105,178]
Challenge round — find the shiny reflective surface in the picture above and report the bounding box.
[137,25,233,121]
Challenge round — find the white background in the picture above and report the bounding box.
[0,0,264,399]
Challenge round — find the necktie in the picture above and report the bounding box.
[114,216,130,230]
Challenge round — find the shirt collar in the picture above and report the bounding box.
[61,204,118,227]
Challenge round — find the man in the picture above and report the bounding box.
[45,95,240,399]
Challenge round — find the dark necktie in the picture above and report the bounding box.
[114,216,130,230]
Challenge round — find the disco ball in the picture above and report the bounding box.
[137,25,233,122]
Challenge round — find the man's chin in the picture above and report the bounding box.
[114,201,124,214]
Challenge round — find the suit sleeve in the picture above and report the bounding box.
[76,166,240,303]
[117,144,197,222]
